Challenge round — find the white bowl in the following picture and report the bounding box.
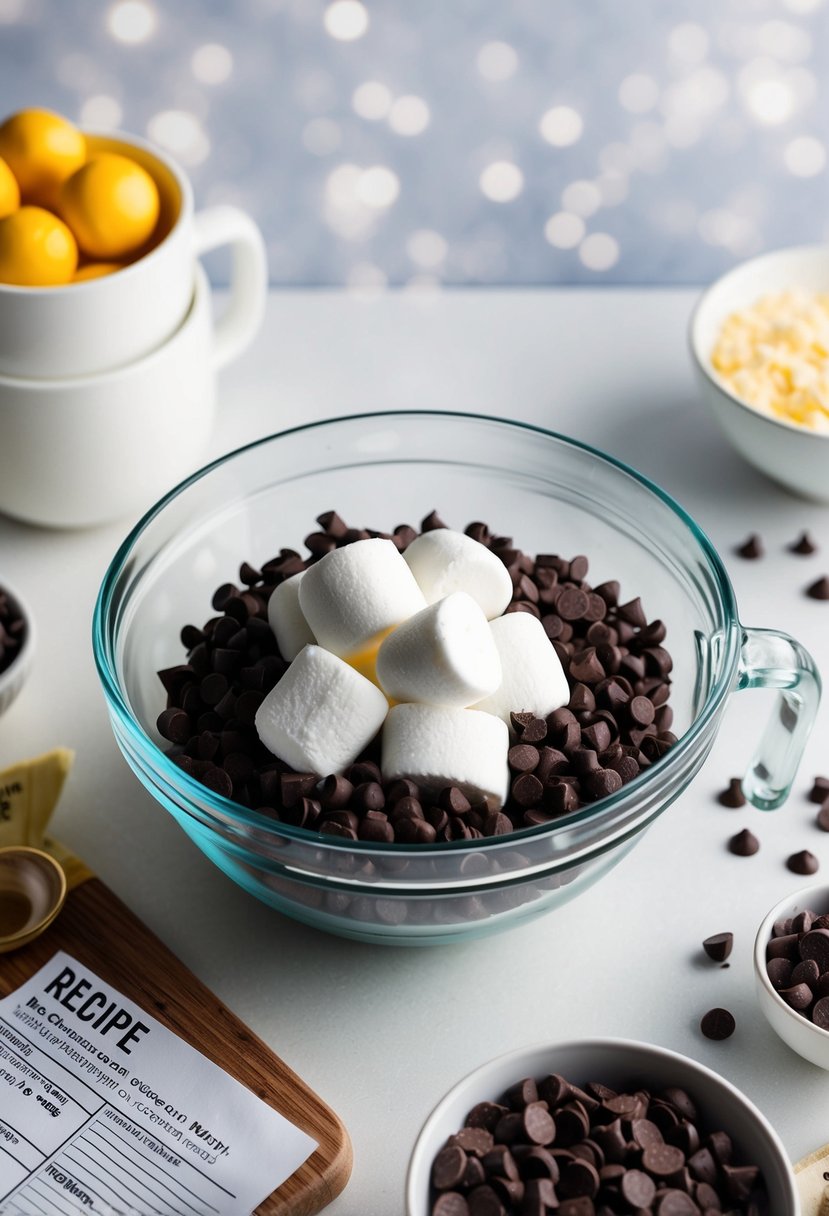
[406,1037,798,1214]
[754,883,829,1071]
[689,244,829,501]
[0,577,34,717]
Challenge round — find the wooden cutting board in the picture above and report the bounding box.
[0,876,352,1215]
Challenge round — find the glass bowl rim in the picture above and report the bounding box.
[93,408,742,853]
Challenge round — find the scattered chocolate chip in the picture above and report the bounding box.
[809,776,829,804]
[735,533,763,559]
[702,932,733,963]
[818,802,829,832]
[717,777,746,808]
[700,1007,736,1040]
[787,849,819,875]
[790,531,818,555]
[806,576,829,601]
[728,828,759,856]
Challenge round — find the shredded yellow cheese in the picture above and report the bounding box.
[710,290,829,433]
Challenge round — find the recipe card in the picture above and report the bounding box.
[0,951,317,1215]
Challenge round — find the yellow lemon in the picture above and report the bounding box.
[0,206,78,286]
[59,153,160,259]
[72,260,122,282]
[0,109,86,208]
[0,156,19,219]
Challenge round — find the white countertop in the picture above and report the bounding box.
[3,287,829,1213]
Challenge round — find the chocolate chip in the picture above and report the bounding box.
[512,773,544,807]
[799,929,829,970]
[316,509,348,537]
[807,576,829,600]
[320,774,354,808]
[766,957,793,990]
[717,778,746,808]
[432,1194,470,1216]
[779,983,813,1011]
[809,776,829,803]
[523,1103,556,1146]
[440,786,472,815]
[202,766,233,798]
[508,745,539,773]
[791,958,820,988]
[736,533,763,559]
[641,1142,686,1176]
[728,828,759,856]
[702,932,733,962]
[700,1008,735,1040]
[433,1146,469,1190]
[157,708,192,744]
[620,1169,655,1208]
[767,932,800,961]
[812,996,829,1029]
[790,531,818,555]
[422,509,448,532]
[557,587,590,621]
[817,801,829,831]
[787,849,819,874]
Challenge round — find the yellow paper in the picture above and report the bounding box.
[0,748,93,889]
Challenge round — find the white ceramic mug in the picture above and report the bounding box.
[0,130,267,378]
[0,264,247,528]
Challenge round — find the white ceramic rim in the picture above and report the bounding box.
[754,882,829,1042]
[0,573,35,706]
[0,126,193,298]
[0,263,204,389]
[405,1035,797,1214]
[688,242,829,444]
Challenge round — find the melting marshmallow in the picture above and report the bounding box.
[267,571,315,661]
[403,529,513,619]
[382,704,509,808]
[299,538,426,658]
[376,591,501,708]
[254,644,388,776]
[474,612,569,725]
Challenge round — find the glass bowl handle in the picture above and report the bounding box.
[736,627,821,810]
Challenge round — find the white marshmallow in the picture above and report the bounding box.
[382,704,509,808]
[267,571,315,661]
[376,592,502,708]
[473,612,570,725]
[299,538,427,658]
[254,644,388,777]
[403,529,513,619]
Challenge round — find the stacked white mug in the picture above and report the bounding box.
[0,130,267,528]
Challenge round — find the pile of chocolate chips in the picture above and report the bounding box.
[766,908,829,1030]
[430,1071,768,1215]
[0,584,26,677]
[157,513,676,843]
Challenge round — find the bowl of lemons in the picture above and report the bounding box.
[0,107,266,527]
[0,107,196,381]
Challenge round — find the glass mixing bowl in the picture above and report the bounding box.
[93,412,821,945]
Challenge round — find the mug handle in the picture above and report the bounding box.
[192,206,268,370]
[736,627,821,810]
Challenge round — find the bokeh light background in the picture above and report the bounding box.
[1,0,827,286]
